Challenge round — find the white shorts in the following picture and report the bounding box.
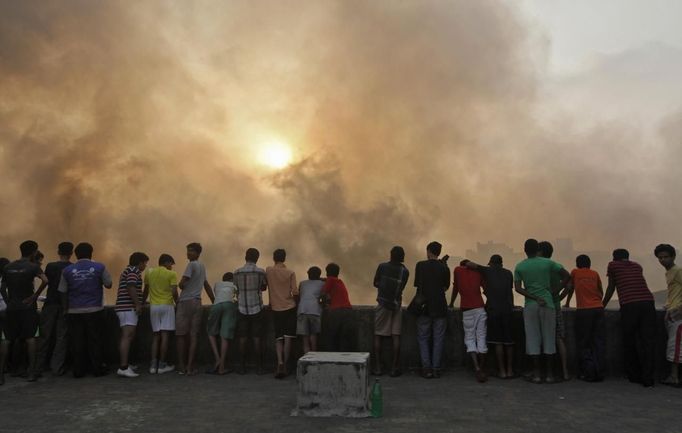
[117,310,139,327]
[666,319,682,363]
[463,307,488,354]
[150,304,176,332]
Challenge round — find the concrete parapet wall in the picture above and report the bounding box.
[99,306,670,377]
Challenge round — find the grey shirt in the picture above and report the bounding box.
[297,279,324,316]
[180,260,206,302]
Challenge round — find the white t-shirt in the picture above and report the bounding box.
[213,281,237,304]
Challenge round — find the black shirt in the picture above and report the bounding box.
[2,259,42,310]
[374,261,410,310]
[414,259,450,318]
[44,261,71,305]
[477,265,514,313]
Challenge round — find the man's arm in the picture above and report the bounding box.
[171,285,179,304]
[203,280,215,303]
[563,277,574,307]
[514,280,547,306]
[126,282,142,315]
[25,272,49,305]
[602,276,616,307]
[0,278,7,302]
[102,268,113,289]
[178,276,189,291]
[142,283,150,304]
[449,271,459,308]
[373,265,382,289]
[58,274,69,312]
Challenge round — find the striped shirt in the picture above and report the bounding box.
[115,265,143,312]
[234,262,266,315]
[607,260,654,306]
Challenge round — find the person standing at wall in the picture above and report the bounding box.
[538,241,570,381]
[465,255,516,379]
[0,241,48,382]
[514,239,569,384]
[177,243,215,376]
[36,242,73,376]
[654,244,682,387]
[266,248,298,379]
[115,252,149,378]
[143,253,178,374]
[602,248,656,387]
[413,241,450,379]
[451,259,488,382]
[320,263,354,351]
[58,242,112,378]
[373,246,409,377]
[234,248,267,375]
[296,266,324,354]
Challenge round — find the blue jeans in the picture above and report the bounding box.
[416,316,447,369]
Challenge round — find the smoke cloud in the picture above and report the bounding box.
[0,1,679,303]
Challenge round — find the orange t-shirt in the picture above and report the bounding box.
[570,268,603,309]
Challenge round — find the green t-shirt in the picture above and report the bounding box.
[513,257,563,308]
[550,268,562,310]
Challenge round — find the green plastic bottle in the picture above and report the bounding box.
[370,378,383,418]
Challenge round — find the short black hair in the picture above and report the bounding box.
[524,239,539,256]
[129,252,150,267]
[273,248,286,263]
[158,253,175,266]
[222,272,234,282]
[459,259,470,266]
[654,244,676,258]
[20,240,39,258]
[186,242,202,254]
[35,250,44,261]
[576,254,591,268]
[74,243,93,260]
[390,246,405,263]
[58,242,74,256]
[613,248,629,261]
[325,262,340,277]
[427,241,442,257]
[307,266,322,280]
[489,254,503,265]
[538,241,554,258]
[245,248,260,263]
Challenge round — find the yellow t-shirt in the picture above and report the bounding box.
[665,265,682,311]
[145,267,178,305]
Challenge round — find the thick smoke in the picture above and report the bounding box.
[0,1,679,303]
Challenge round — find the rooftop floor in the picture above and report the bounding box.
[1,366,679,433]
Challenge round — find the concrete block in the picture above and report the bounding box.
[292,352,370,417]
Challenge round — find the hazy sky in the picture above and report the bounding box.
[1,1,680,304]
[520,0,682,74]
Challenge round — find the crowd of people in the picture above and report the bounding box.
[0,238,680,389]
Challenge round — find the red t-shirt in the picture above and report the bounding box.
[453,266,484,309]
[321,276,352,310]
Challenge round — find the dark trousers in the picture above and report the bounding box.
[620,301,656,385]
[36,304,69,374]
[325,308,356,352]
[68,310,106,378]
[575,308,606,380]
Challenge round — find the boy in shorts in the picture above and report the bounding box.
[296,266,324,354]
[207,272,238,375]
[143,253,178,374]
[177,243,215,375]
[115,252,149,378]
[1,241,48,382]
